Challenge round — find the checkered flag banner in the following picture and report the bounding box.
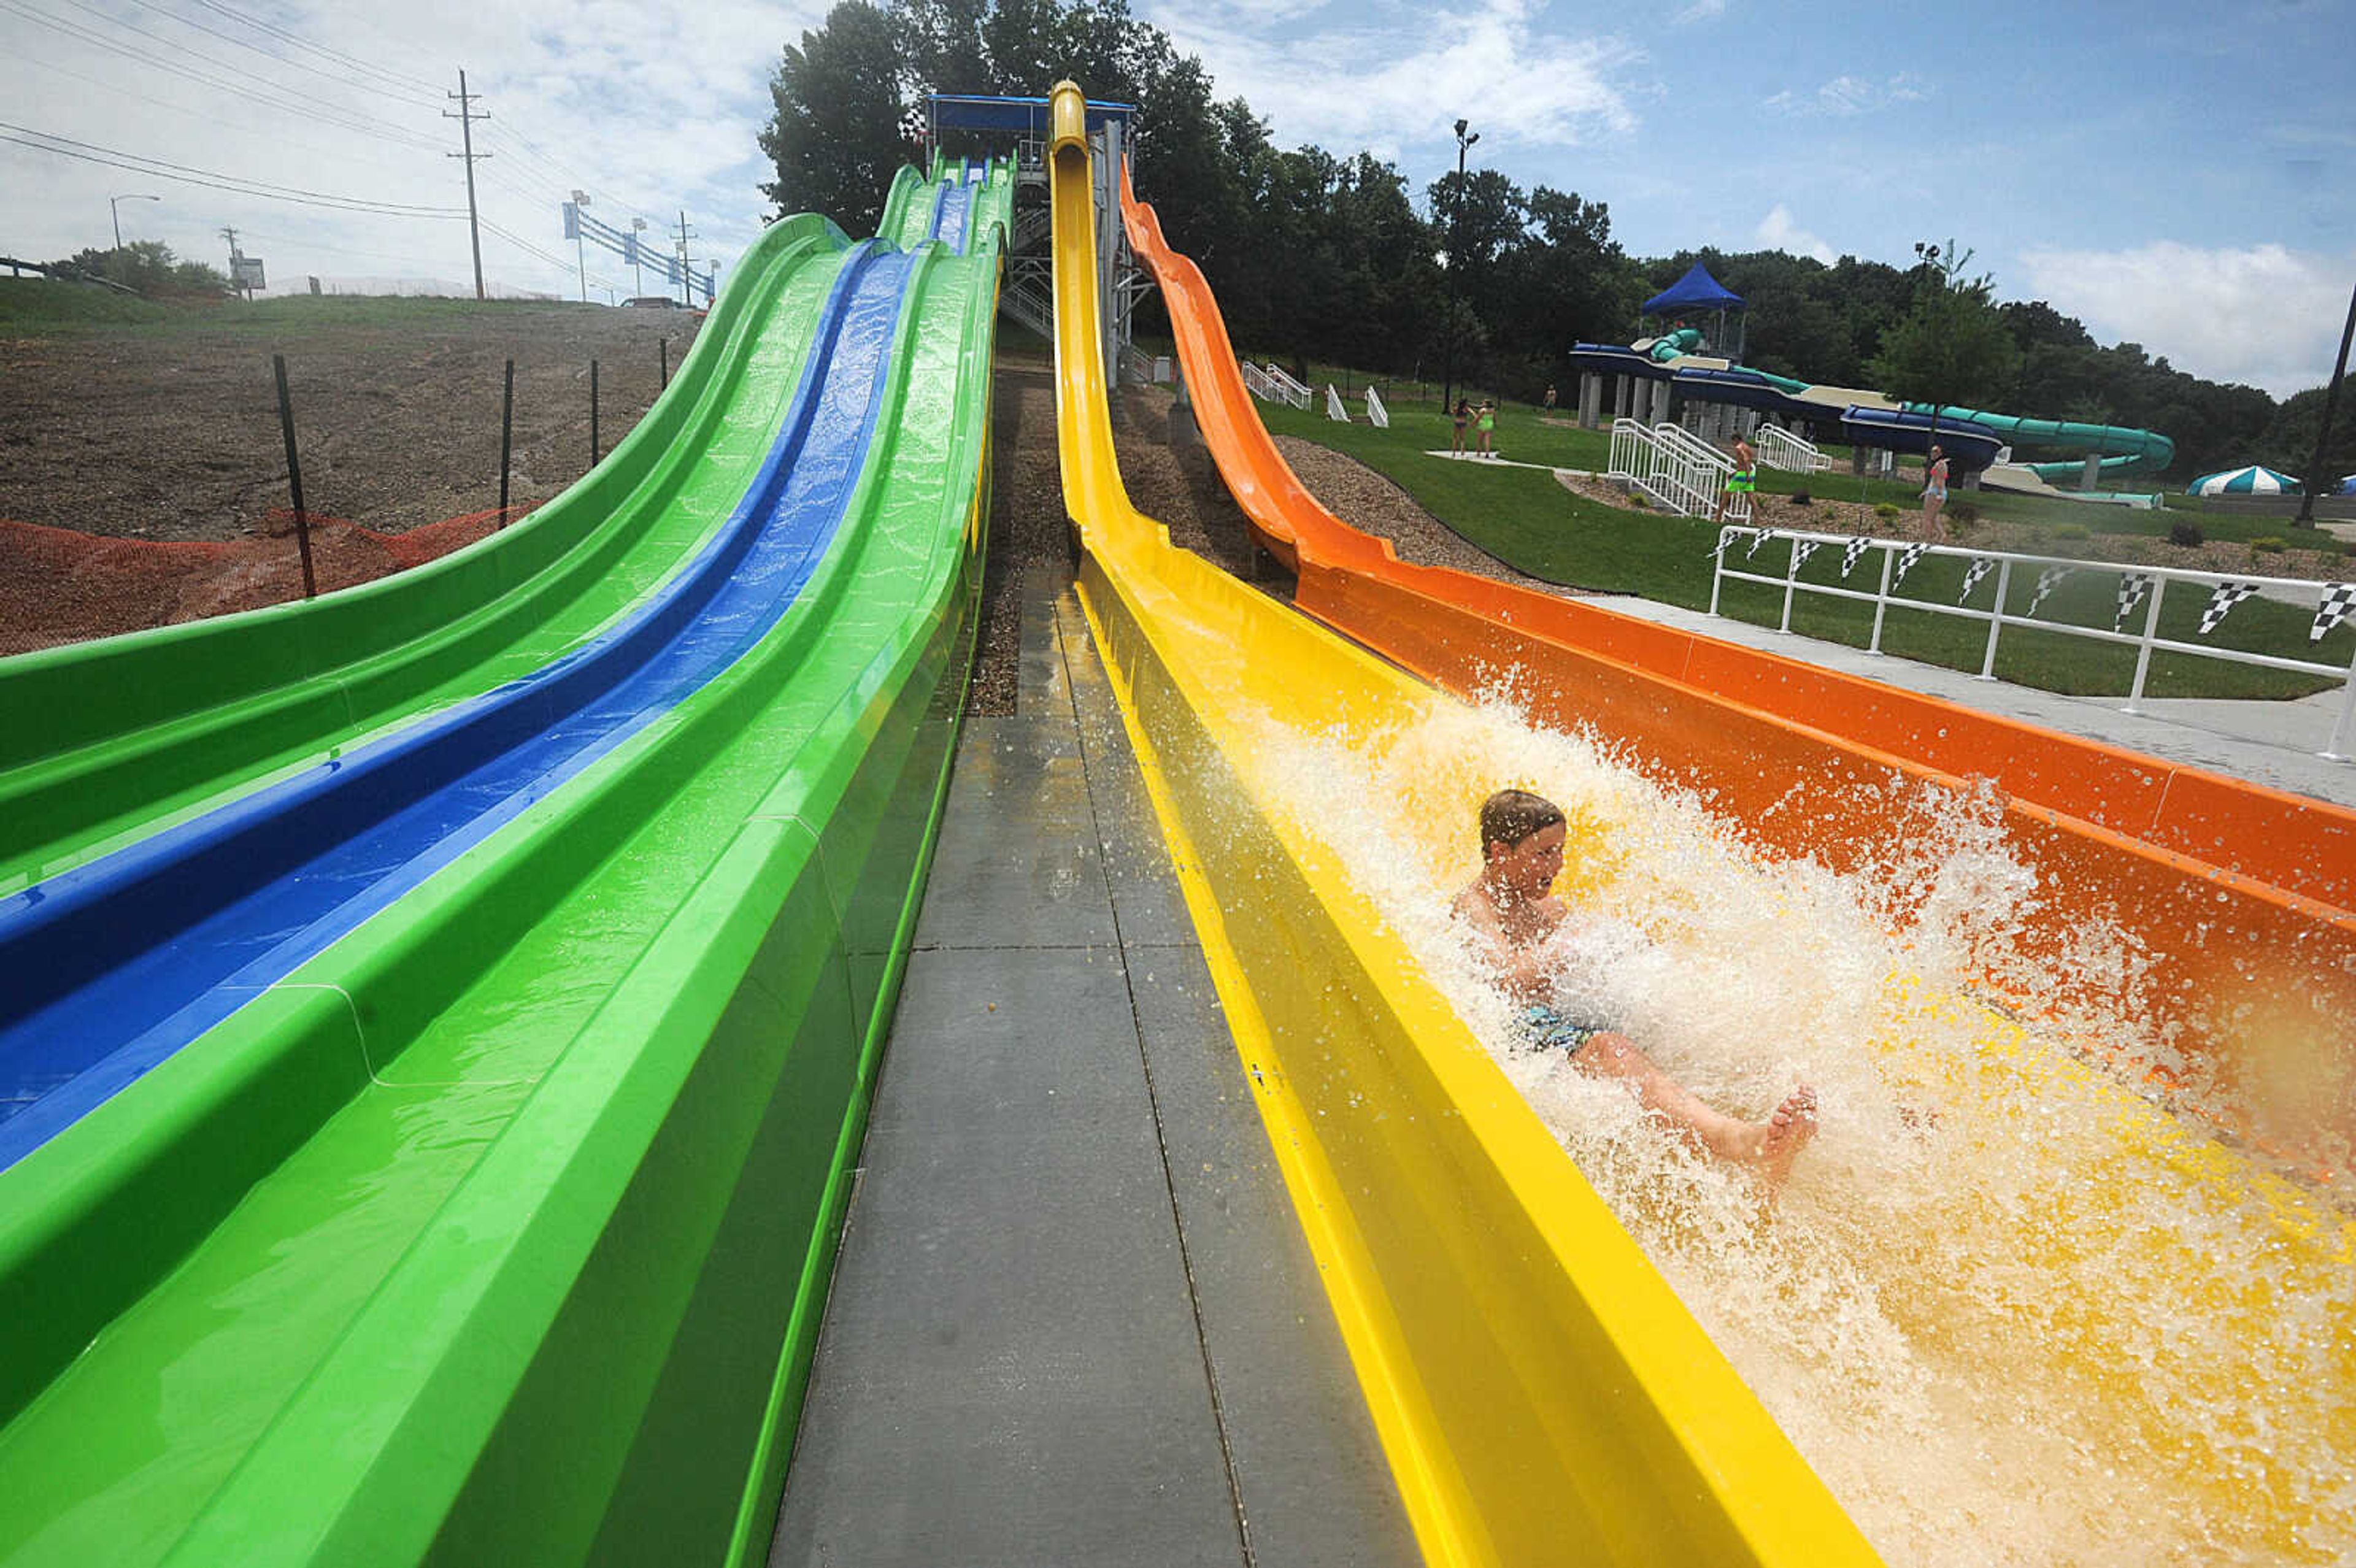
[2198,581,2259,636]
[1892,540,1931,586]
[1957,556,1996,604]
[1707,527,1742,559]
[1841,536,1873,578]
[1745,526,1777,559]
[899,100,931,144]
[1790,538,1822,571]
[2028,565,2073,618]
[2114,572,2152,631]
[2314,582,2356,643]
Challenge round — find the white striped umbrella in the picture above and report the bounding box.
[2185,464,2301,496]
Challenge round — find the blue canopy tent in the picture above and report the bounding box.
[1641,262,1746,361]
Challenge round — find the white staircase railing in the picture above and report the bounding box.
[1325,383,1349,421]
[1263,363,1312,408]
[1607,417,1745,520]
[1365,386,1390,428]
[1755,423,1830,473]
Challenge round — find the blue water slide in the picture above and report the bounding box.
[0,242,918,1168]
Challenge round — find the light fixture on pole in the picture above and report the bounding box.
[631,217,648,298]
[1441,117,1479,420]
[109,193,160,251]
[571,189,591,303]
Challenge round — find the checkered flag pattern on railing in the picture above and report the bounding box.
[1893,540,1931,586]
[2314,582,2356,643]
[2114,572,2152,631]
[1957,556,1995,604]
[1706,528,1746,559]
[1746,527,1776,559]
[1790,538,1821,571]
[1841,536,1873,577]
[2198,582,2259,636]
[2028,565,2073,618]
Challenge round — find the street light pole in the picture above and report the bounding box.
[109,193,159,251]
[631,217,647,299]
[1441,118,1478,419]
[571,189,591,304]
[2295,277,2356,528]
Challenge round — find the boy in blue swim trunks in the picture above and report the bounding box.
[1450,788,1817,1190]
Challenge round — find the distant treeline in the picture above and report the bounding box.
[776,1,2346,481]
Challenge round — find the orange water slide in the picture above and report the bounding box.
[1121,166,2356,1175]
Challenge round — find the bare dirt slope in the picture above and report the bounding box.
[1,298,698,542]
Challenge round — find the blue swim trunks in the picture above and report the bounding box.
[1520,1003,1605,1056]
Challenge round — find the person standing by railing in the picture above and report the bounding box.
[1714,431,1757,523]
[1920,444,1950,540]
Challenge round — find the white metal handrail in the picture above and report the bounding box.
[1708,525,2356,759]
[1241,359,1309,409]
[1755,423,1829,473]
[1324,383,1349,422]
[1264,363,1311,402]
[1607,418,1746,521]
[1365,386,1390,428]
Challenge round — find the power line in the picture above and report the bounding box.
[10,49,435,180]
[0,122,469,215]
[0,0,448,153]
[179,0,447,99]
[121,0,446,110]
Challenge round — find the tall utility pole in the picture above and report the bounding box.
[219,225,245,299]
[2295,278,2356,528]
[675,210,696,307]
[446,69,490,301]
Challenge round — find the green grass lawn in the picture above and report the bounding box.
[1257,399,2354,701]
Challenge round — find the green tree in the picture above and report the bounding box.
[758,1,910,235]
[50,241,228,298]
[1869,252,2021,458]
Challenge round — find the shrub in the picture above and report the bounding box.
[2250,536,2287,555]
[2169,521,2204,547]
[2054,522,2090,540]
[1790,490,1812,506]
[1947,501,1979,525]
[1873,501,1901,521]
[1628,491,1650,509]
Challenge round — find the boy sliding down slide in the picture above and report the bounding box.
[1450,789,1817,1193]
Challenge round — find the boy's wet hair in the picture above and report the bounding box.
[1479,788,1565,853]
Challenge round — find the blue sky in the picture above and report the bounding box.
[1141,0,2355,396]
[4,0,2349,396]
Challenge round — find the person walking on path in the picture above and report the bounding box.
[1920,444,1950,539]
[1713,431,1757,524]
[1542,383,1558,412]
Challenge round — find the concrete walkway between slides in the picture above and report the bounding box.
[1577,592,2356,809]
[768,563,1416,1567]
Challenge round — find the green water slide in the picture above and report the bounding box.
[0,159,1008,1568]
[1901,402,2175,483]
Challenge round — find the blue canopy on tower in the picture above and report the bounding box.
[1642,263,1744,316]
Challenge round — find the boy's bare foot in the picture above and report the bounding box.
[1754,1085,1819,1193]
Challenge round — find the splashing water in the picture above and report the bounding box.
[1231,689,2355,1568]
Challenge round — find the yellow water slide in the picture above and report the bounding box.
[1045,81,2355,1568]
[1045,82,1879,1568]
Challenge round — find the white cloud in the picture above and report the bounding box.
[1757,203,1835,263]
[2015,242,2352,398]
[1763,73,1927,117]
[1146,0,1641,154]
[0,1,820,301]
[1674,0,1728,23]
